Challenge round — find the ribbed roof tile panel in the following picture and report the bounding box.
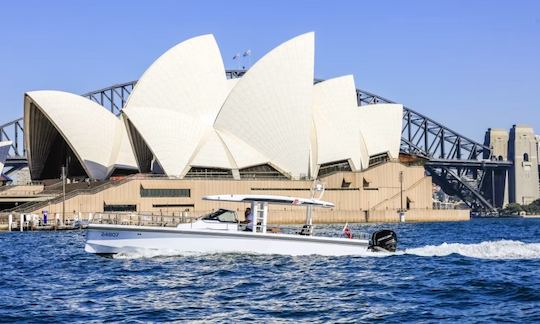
[355,103,403,160]
[189,129,235,169]
[24,91,137,180]
[122,34,229,177]
[215,129,269,169]
[313,75,370,170]
[109,115,139,171]
[124,106,206,177]
[214,33,315,179]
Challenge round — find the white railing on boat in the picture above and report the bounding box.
[0,212,199,230]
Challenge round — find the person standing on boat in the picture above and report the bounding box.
[244,207,253,231]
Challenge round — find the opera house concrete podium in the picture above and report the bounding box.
[20,33,468,223]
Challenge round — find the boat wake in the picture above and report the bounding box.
[111,240,540,260]
[404,240,540,260]
[113,249,209,259]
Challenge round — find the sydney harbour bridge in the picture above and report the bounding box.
[0,70,511,212]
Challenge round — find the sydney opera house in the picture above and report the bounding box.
[18,33,466,222]
[25,33,402,181]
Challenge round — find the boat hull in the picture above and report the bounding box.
[85,224,371,256]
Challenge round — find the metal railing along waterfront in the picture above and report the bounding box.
[0,211,374,240]
[0,211,200,231]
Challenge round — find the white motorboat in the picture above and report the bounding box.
[85,190,397,257]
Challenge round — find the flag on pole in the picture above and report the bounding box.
[343,222,352,239]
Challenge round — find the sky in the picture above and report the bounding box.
[0,0,538,142]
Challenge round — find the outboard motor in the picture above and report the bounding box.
[369,230,397,252]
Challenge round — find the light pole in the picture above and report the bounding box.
[399,171,405,222]
[62,166,66,227]
[399,171,403,211]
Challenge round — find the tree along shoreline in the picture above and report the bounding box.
[500,199,540,216]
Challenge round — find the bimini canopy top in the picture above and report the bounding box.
[202,194,335,208]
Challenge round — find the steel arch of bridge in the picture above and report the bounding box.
[2,69,510,212]
[0,118,24,158]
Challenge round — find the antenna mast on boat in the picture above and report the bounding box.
[302,180,325,235]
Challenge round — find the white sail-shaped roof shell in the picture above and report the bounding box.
[22,33,407,181]
[214,32,315,179]
[355,103,403,159]
[110,115,138,170]
[188,129,236,169]
[215,129,269,170]
[313,75,370,171]
[122,34,231,177]
[186,79,261,171]
[24,91,138,180]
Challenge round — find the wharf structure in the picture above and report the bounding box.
[0,33,469,224]
[2,162,468,225]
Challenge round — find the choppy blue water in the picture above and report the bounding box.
[1,218,540,323]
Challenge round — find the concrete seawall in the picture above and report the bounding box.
[267,209,470,224]
[0,208,469,231]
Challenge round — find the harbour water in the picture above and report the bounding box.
[1,218,540,322]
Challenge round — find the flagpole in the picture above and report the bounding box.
[232,53,240,70]
[243,49,251,70]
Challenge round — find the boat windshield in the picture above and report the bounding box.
[201,209,238,223]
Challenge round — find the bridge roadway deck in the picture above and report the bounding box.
[425,159,512,169]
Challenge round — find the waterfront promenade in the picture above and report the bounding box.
[0,207,469,232]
